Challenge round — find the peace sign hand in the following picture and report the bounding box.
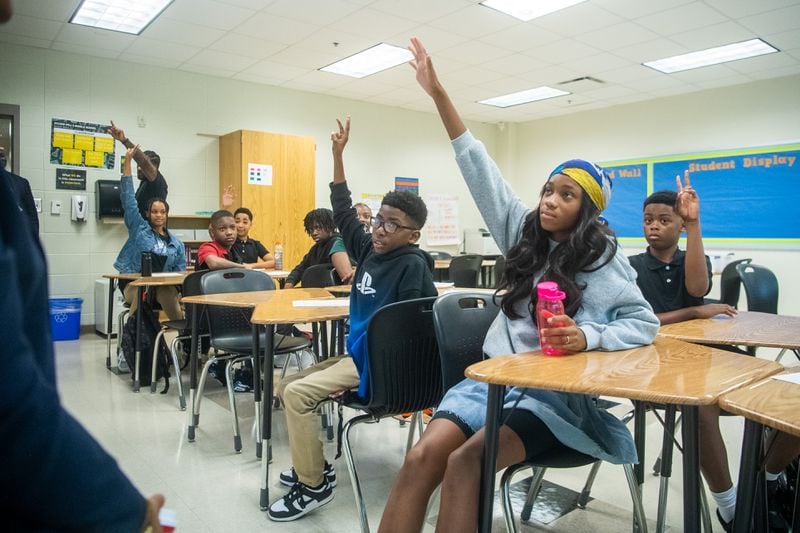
[675,170,700,224]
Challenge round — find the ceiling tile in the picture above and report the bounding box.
[516,64,583,86]
[692,73,754,91]
[704,0,800,19]
[50,41,121,59]
[0,32,57,49]
[427,4,520,39]
[530,2,625,36]
[483,53,550,77]
[747,63,800,79]
[208,33,286,60]
[739,4,800,35]
[143,18,226,48]
[389,25,469,53]
[240,59,308,80]
[263,0,361,25]
[216,0,275,9]
[234,12,318,45]
[612,38,690,63]
[0,14,62,41]
[178,63,238,78]
[183,49,259,72]
[124,38,202,63]
[635,3,729,35]
[670,21,756,50]
[559,52,631,76]
[163,0,256,31]
[369,0,472,24]
[268,45,342,70]
[438,40,512,65]
[13,0,80,21]
[441,65,508,87]
[117,53,182,70]
[598,64,665,84]
[295,28,375,56]
[525,39,599,63]
[479,23,562,52]
[53,24,136,52]
[725,50,799,74]
[668,63,740,83]
[327,8,418,41]
[763,28,800,51]
[592,0,694,20]
[574,21,659,52]
[280,69,352,91]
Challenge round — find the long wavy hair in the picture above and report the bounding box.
[497,185,617,320]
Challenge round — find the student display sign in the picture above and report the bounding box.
[50,118,116,170]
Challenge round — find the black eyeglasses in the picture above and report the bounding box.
[371,215,418,234]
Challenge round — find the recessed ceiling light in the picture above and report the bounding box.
[69,0,173,35]
[478,87,570,108]
[320,43,413,78]
[480,0,588,21]
[643,38,779,74]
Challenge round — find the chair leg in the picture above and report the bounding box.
[170,335,186,410]
[577,460,603,508]
[501,463,532,533]
[342,413,376,533]
[699,483,713,533]
[623,463,648,533]
[520,466,546,522]
[775,348,788,363]
[116,309,129,367]
[405,412,419,455]
[225,358,244,453]
[150,327,167,393]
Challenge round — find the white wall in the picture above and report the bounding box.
[2,43,497,326]
[504,74,800,315]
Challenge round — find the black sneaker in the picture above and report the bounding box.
[716,509,733,532]
[767,479,791,531]
[267,480,334,521]
[279,462,336,488]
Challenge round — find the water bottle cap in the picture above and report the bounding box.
[537,281,565,300]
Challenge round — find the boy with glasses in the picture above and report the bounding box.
[268,117,436,522]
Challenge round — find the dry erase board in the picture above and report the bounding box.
[601,144,800,245]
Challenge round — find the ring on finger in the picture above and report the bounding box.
[565,335,570,345]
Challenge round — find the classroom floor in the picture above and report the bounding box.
[56,334,796,532]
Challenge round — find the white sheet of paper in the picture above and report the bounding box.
[151,272,183,277]
[772,373,800,385]
[292,300,350,308]
[434,282,454,288]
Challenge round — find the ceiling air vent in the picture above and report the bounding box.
[557,76,605,91]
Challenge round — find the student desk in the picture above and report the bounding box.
[464,337,783,533]
[719,372,800,533]
[658,311,800,351]
[102,272,141,371]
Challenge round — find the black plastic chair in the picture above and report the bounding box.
[737,263,779,314]
[449,254,483,288]
[197,269,312,453]
[150,270,210,410]
[301,264,340,359]
[432,291,646,533]
[338,297,441,533]
[426,250,452,260]
[717,258,751,307]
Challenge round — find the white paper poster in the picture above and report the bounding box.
[425,194,459,246]
[248,163,272,185]
[360,193,383,216]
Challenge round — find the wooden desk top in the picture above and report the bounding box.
[103,273,142,280]
[181,287,332,308]
[434,259,496,270]
[130,272,189,287]
[250,296,350,325]
[658,311,800,350]
[719,372,800,437]
[465,337,783,405]
[325,284,498,296]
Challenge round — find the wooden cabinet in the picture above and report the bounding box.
[219,130,316,269]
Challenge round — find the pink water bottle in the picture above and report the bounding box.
[535,281,566,356]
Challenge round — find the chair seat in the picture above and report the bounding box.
[211,332,310,355]
[160,319,189,331]
[524,443,596,469]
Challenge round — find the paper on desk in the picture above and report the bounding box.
[772,373,800,385]
[292,299,350,307]
[152,272,183,277]
[434,282,454,288]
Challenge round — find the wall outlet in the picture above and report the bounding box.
[51,200,61,215]
[34,197,42,213]
[137,115,146,128]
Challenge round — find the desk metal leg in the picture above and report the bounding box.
[187,306,199,441]
[733,419,765,533]
[106,278,115,369]
[656,405,677,533]
[479,383,504,533]
[133,286,143,392]
[260,324,275,511]
[253,324,263,459]
[681,406,701,533]
[633,402,647,488]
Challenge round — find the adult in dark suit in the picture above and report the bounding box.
[0,2,165,531]
[0,145,38,234]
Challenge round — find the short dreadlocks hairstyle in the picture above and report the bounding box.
[303,208,337,235]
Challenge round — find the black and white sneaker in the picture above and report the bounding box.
[268,480,334,521]
[279,462,336,488]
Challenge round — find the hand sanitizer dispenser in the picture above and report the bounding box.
[71,194,88,222]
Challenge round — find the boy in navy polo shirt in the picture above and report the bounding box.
[233,207,275,269]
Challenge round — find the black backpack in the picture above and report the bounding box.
[120,301,171,393]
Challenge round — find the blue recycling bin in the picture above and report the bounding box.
[49,297,83,341]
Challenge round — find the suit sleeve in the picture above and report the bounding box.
[0,246,147,531]
[16,175,39,235]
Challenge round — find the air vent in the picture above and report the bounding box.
[557,76,605,91]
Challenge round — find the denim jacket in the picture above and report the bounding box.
[114,175,186,273]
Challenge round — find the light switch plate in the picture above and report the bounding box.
[51,200,61,215]
[34,197,42,213]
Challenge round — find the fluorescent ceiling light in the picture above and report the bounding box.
[480,0,588,21]
[69,0,173,35]
[478,86,570,108]
[643,38,778,74]
[320,43,413,78]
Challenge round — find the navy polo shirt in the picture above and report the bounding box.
[629,248,712,314]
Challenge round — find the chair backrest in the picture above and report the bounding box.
[426,250,452,260]
[301,263,337,288]
[182,270,210,333]
[433,291,501,392]
[449,254,484,288]
[199,268,274,341]
[493,255,506,289]
[364,297,441,414]
[718,258,751,308]
[736,263,779,314]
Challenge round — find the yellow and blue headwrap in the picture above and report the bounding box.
[549,159,612,212]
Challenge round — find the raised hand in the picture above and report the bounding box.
[696,303,737,319]
[107,120,126,142]
[331,116,350,156]
[221,184,235,208]
[408,37,440,97]
[675,170,700,224]
[123,144,140,176]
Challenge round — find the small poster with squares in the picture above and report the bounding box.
[247,163,273,186]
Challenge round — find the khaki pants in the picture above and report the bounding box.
[278,356,359,487]
[123,283,184,321]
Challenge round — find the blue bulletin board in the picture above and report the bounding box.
[602,144,800,245]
